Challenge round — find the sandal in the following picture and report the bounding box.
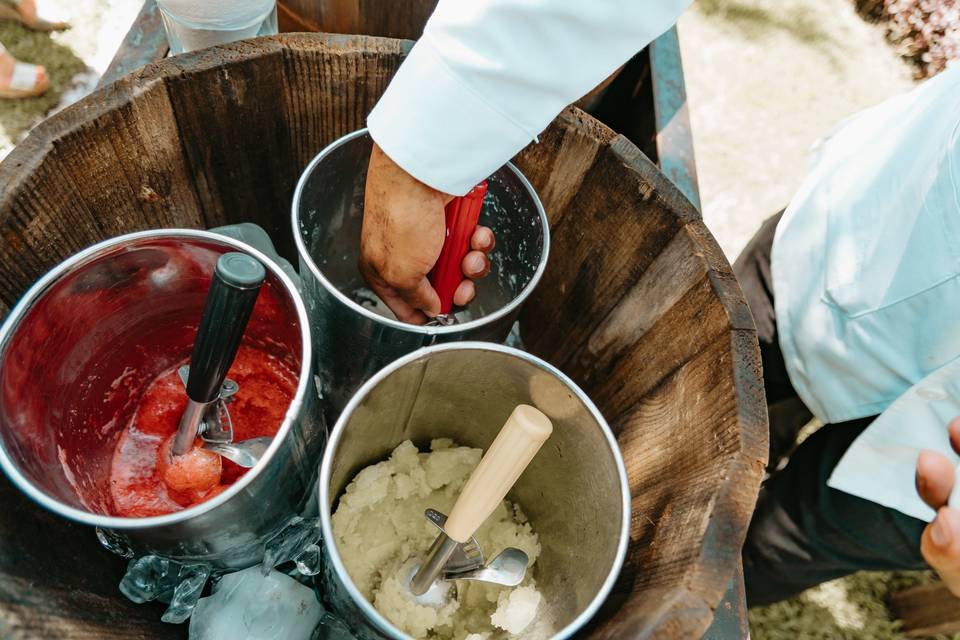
[0,0,69,32]
[0,46,47,99]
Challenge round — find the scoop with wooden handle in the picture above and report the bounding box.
[408,404,553,602]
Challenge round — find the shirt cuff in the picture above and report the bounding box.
[367,36,536,196]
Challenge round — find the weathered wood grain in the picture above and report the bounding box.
[161,41,297,257]
[586,329,764,638]
[514,100,763,638]
[890,581,960,637]
[513,109,614,229]
[0,35,766,639]
[517,132,690,368]
[0,474,172,639]
[281,0,437,40]
[49,79,205,236]
[277,34,410,176]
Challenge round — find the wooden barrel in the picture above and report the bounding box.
[0,35,766,639]
[278,0,436,39]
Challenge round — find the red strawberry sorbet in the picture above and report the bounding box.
[108,345,296,517]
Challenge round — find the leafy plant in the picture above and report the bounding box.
[855,0,960,78]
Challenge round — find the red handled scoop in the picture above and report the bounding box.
[429,181,489,316]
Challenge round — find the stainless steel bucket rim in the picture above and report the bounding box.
[291,128,551,336]
[0,228,314,531]
[318,341,631,640]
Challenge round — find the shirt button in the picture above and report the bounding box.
[917,387,948,401]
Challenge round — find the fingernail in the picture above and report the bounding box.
[480,230,494,249]
[466,254,484,273]
[932,515,952,548]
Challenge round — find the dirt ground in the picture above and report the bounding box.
[678,0,916,260]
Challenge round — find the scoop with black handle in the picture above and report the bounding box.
[171,252,266,456]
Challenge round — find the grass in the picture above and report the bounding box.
[750,571,960,640]
[0,20,85,139]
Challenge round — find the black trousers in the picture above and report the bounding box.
[734,212,929,607]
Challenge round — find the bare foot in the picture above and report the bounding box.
[14,0,37,23]
[13,0,69,31]
[0,46,47,98]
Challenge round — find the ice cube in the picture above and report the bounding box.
[163,563,212,624]
[118,555,211,623]
[294,543,322,577]
[262,516,322,576]
[120,556,178,604]
[96,528,134,558]
[189,566,324,639]
[504,320,525,350]
[312,612,358,639]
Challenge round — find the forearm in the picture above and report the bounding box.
[368,0,692,195]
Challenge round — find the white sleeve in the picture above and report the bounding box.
[367,0,692,196]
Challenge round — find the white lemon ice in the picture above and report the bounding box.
[490,587,541,635]
[331,439,550,639]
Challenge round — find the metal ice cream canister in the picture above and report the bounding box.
[292,129,550,417]
[0,229,324,569]
[319,342,631,640]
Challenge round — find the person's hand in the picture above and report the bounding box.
[360,143,495,324]
[916,416,960,595]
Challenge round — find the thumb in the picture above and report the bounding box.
[922,507,960,596]
[399,277,441,319]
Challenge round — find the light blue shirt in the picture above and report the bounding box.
[829,358,960,522]
[772,63,960,424]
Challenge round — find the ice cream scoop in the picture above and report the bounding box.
[172,252,266,457]
[405,404,553,607]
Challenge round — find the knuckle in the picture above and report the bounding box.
[380,264,411,289]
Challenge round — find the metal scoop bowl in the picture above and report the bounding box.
[402,545,529,608]
[202,436,273,468]
[402,508,530,608]
[175,365,274,469]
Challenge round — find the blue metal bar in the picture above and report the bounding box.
[649,25,702,212]
[98,0,169,89]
